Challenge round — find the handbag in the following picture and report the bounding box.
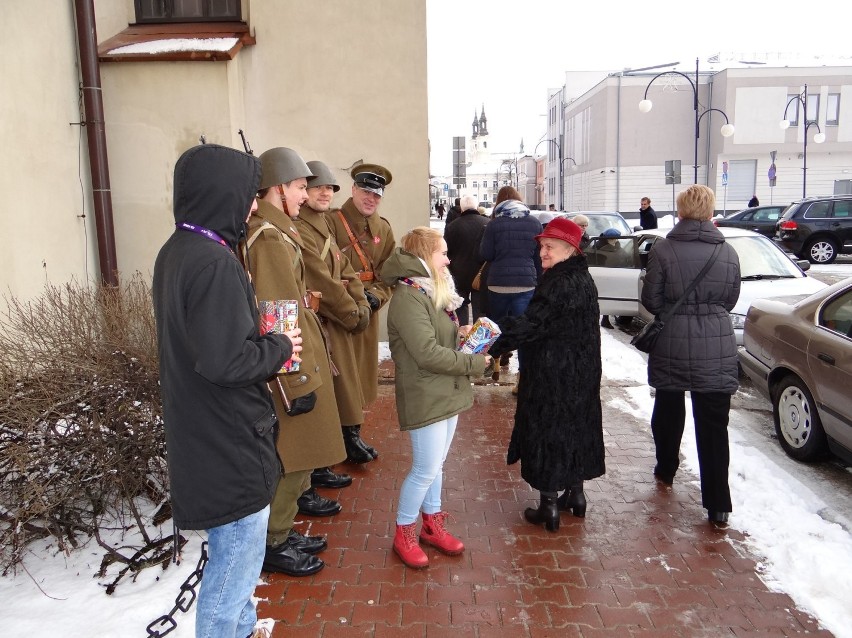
[631,244,722,353]
[471,262,486,291]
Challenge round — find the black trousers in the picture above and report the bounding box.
[651,389,733,513]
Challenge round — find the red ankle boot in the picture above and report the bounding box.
[420,512,464,555]
[393,522,429,568]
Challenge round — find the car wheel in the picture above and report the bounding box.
[615,315,633,328]
[772,375,827,462]
[805,237,838,264]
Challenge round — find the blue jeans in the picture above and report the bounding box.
[487,288,534,324]
[396,416,458,525]
[197,505,270,638]
[487,289,534,370]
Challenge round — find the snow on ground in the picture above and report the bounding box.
[2,331,851,637]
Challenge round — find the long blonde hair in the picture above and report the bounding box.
[401,226,454,311]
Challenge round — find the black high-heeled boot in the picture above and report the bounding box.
[341,425,373,464]
[524,493,559,532]
[556,482,586,518]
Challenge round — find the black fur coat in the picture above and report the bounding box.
[490,255,605,492]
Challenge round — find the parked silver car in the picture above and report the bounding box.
[739,277,852,463]
[587,226,827,344]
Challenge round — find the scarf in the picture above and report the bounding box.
[493,199,530,219]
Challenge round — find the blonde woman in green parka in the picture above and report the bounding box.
[382,227,490,568]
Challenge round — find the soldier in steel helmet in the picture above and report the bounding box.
[246,147,347,578]
[296,159,375,473]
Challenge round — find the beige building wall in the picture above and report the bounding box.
[0,1,98,300]
[1,0,428,302]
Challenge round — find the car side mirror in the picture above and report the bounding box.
[633,225,643,232]
[796,259,811,271]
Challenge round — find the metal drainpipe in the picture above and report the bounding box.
[73,0,118,287]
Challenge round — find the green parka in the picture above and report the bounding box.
[382,248,488,430]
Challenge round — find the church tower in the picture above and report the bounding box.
[478,103,488,137]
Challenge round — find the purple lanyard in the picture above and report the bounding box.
[176,222,231,252]
[399,277,458,325]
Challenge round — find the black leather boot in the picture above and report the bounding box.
[556,482,586,518]
[311,466,353,489]
[353,424,378,459]
[342,425,373,464]
[524,493,559,532]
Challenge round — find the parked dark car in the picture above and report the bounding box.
[739,277,852,464]
[774,194,852,264]
[714,205,786,238]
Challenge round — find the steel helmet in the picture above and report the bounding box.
[306,160,340,192]
[258,147,313,190]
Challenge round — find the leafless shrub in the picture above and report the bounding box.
[0,274,173,585]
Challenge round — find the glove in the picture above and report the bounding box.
[353,305,371,333]
[365,290,380,311]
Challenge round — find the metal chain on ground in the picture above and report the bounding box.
[145,540,208,637]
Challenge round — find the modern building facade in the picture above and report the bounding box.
[540,61,852,216]
[1,0,428,301]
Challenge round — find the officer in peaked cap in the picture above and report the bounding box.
[350,163,393,198]
[327,162,397,463]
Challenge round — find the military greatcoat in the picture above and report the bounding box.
[328,198,396,404]
[296,203,369,425]
[246,200,345,472]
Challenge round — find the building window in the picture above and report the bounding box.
[827,93,840,126]
[786,94,800,126]
[806,93,820,124]
[502,180,508,186]
[493,180,498,189]
[135,0,240,23]
[472,181,478,189]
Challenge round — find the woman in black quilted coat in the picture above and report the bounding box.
[490,217,605,532]
[641,184,741,526]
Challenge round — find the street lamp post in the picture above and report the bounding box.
[534,138,566,210]
[638,58,735,184]
[780,84,826,198]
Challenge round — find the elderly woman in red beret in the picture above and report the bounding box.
[489,217,605,532]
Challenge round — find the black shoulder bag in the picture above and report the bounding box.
[630,243,722,353]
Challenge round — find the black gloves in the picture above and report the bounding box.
[365,291,380,311]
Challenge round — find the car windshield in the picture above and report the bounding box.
[567,213,630,237]
[727,236,803,279]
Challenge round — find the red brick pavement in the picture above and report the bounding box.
[256,370,833,637]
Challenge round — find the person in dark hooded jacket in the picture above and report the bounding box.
[153,143,300,638]
[641,184,740,527]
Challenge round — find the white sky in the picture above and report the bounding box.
[426,0,851,176]
[4,322,852,637]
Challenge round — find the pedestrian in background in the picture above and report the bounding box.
[489,217,604,532]
[445,194,489,324]
[444,197,462,226]
[153,143,301,638]
[382,227,490,568]
[639,197,657,229]
[642,184,741,526]
[479,186,541,383]
[748,194,759,207]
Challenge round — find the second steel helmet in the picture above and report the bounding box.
[306,160,340,192]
